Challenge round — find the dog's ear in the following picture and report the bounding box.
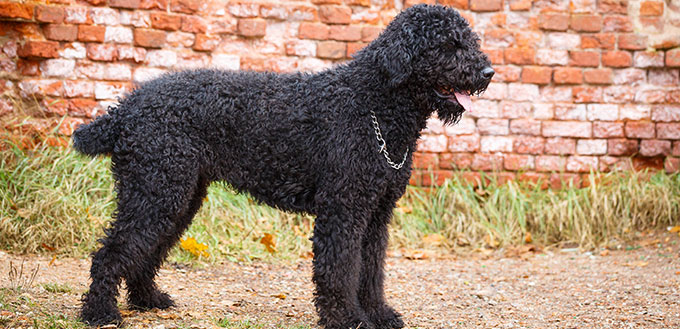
[375,22,419,88]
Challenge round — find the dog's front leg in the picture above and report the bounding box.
[311,204,375,329]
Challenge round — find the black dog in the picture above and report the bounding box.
[73,4,493,328]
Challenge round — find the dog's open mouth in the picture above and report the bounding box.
[434,88,473,112]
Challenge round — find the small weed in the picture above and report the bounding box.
[216,317,265,328]
[7,260,39,291]
[42,283,73,294]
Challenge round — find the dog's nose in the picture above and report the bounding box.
[481,67,495,80]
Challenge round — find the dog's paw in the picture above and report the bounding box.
[80,305,123,327]
[320,313,376,329]
[128,290,175,311]
[368,305,404,329]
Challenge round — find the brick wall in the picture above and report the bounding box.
[0,0,679,187]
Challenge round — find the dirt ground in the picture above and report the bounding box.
[1,234,679,329]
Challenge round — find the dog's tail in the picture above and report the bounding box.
[72,113,120,156]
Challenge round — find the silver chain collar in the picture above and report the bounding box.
[369,110,409,170]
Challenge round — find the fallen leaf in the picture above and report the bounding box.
[260,233,277,253]
[623,261,648,267]
[524,232,533,244]
[300,251,313,259]
[180,237,210,258]
[668,226,680,233]
[41,243,56,251]
[157,312,180,319]
[48,255,57,266]
[404,249,433,260]
[484,234,499,249]
[456,236,470,246]
[600,249,610,256]
[422,233,444,246]
[271,293,287,300]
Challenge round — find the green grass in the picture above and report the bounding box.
[1,143,679,262]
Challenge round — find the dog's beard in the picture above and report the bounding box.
[436,106,465,125]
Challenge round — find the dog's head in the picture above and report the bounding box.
[360,5,494,124]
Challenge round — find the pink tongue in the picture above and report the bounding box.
[454,92,472,112]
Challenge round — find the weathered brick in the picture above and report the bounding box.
[667,49,680,67]
[444,117,476,135]
[553,67,583,84]
[346,42,366,58]
[285,40,316,57]
[505,48,535,65]
[649,68,679,85]
[299,22,329,40]
[545,137,576,155]
[581,33,616,49]
[602,51,632,67]
[571,14,602,32]
[603,86,635,103]
[449,134,480,152]
[569,51,599,67]
[507,83,539,101]
[657,123,680,139]
[412,152,438,170]
[612,68,645,84]
[319,5,351,24]
[76,62,132,81]
[133,66,167,82]
[510,119,541,135]
[618,34,648,50]
[317,41,345,59]
[493,66,521,82]
[78,25,106,42]
[640,1,664,16]
[577,139,607,155]
[633,51,664,68]
[328,25,361,41]
[554,104,586,120]
[635,88,666,104]
[67,99,99,118]
[673,142,680,156]
[145,49,177,67]
[94,81,129,100]
[36,5,64,23]
[478,119,509,135]
[18,41,59,59]
[90,8,119,26]
[550,173,582,188]
[237,19,266,37]
[134,29,166,48]
[509,0,531,10]
[41,59,75,78]
[536,155,566,172]
[603,15,633,32]
[504,154,534,170]
[567,156,598,173]
[652,106,680,122]
[193,34,221,51]
[514,136,544,154]
[540,86,573,102]
[87,43,118,61]
[586,104,618,121]
[599,155,632,172]
[521,66,552,84]
[470,0,503,12]
[0,2,34,20]
[640,139,670,157]
[547,33,581,50]
[109,0,140,9]
[480,83,507,100]
[43,24,78,41]
[105,26,133,43]
[539,13,569,31]
[536,49,569,66]
[593,121,624,138]
[620,104,650,120]
[598,0,628,14]
[625,121,655,138]
[171,0,201,14]
[471,153,504,171]
[418,134,447,152]
[63,80,94,98]
[573,86,603,103]
[483,48,505,65]
[439,153,474,170]
[501,101,531,118]
[666,157,680,173]
[150,12,182,31]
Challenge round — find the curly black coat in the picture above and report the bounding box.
[73,4,492,328]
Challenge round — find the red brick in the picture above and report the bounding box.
[328,25,361,41]
[346,42,366,58]
[625,121,655,138]
[67,99,99,117]
[35,5,64,23]
[640,140,670,157]
[539,13,569,31]
[543,121,591,138]
[632,156,665,171]
[150,12,182,31]
[517,172,548,188]
[17,41,59,59]
[666,157,680,173]
[549,173,581,189]
[510,119,541,135]
[85,0,107,5]
[471,154,504,171]
[505,48,535,65]
[0,2,34,19]
[636,89,666,104]
[581,33,616,49]
[674,142,680,156]
[536,155,566,172]
[193,34,220,51]
[361,26,382,42]
[87,43,118,61]
[657,123,680,139]
[504,154,534,170]
[439,0,469,10]
[571,15,602,32]
[618,34,648,50]
[573,86,603,103]
[669,89,680,104]
[78,25,106,42]
[421,170,454,187]
[171,0,200,14]
[413,152,438,169]
[17,60,40,76]
[43,24,77,41]
[449,135,480,152]
[483,48,504,65]
[603,15,633,32]
[667,49,680,67]
[652,106,680,122]
[299,22,329,40]
[180,15,207,33]
[566,156,598,172]
[602,51,632,67]
[319,5,351,24]
[583,68,612,84]
[134,29,166,48]
[640,1,663,16]
[317,41,345,59]
[237,19,266,37]
[521,66,552,84]
[493,66,521,82]
[439,153,474,170]
[553,67,583,84]
[598,0,628,14]
[569,51,599,67]
[109,0,140,9]
[545,137,576,155]
[470,0,503,12]
[514,136,544,154]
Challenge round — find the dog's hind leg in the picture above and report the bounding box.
[80,153,201,326]
[126,175,209,311]
[359,191,404,329]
